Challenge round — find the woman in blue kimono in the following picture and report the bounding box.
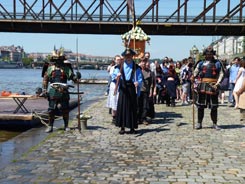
[112,48,143,134]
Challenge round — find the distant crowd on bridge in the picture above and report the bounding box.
[105,47,245,134]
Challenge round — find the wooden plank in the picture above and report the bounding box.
[79,79,107,84]
[0,114,33,121]
[0,95,38,99]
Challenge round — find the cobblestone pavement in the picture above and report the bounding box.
[0,98,244,184]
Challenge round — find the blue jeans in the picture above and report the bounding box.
[228,83,235,104]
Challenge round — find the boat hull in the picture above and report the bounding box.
[0,98,79,128]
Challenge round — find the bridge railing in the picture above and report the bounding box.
[0,13,243,24]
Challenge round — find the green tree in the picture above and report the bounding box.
[3,56,10,62]
[22,57,33,67]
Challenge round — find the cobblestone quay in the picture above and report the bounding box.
[0,98,244,184]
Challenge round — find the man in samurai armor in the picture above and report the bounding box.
[193,46,224,130]
[42,51,81,133]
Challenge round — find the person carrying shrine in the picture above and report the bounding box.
[112,48,143,134]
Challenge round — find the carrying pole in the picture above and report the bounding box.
[114,13,133,96]
[76,38,81,132]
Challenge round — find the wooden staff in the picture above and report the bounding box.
[192,78,195,129]
[131,26,138,95]
[76,38,81,132]
[191,63,198,130]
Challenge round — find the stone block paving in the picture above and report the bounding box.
[0,99,245,184]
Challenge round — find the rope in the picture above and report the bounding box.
[32,111,62,127]
[32,111,84,136]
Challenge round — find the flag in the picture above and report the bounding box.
[127,0,136,27]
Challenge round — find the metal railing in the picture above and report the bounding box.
[0,13,244,24]
[0,0,244,35]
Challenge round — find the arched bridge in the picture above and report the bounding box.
[0,0,244,36]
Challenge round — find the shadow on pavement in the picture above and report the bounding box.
[134,111,182,136]
[88,125,108,130]
[136,126,170,137]
[219,124,245,129]
[176,122,188,127]
[154,111,183,125]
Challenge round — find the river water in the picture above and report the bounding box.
[0,68,108,142]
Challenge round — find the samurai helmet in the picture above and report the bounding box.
[50,48,66,64]
[203,46,216,55]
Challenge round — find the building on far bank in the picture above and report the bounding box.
[0,45,24,63]
[0,45,24,68]
[212,36,245,61]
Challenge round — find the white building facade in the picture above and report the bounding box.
[212,36,245,61]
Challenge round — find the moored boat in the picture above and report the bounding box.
[0,96,80,128]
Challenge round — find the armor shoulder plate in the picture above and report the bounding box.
[47,65,55,77]
[194,60,204,69]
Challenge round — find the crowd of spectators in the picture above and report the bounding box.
[106,50,245,133]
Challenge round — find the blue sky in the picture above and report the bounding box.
[0,32,214,61]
